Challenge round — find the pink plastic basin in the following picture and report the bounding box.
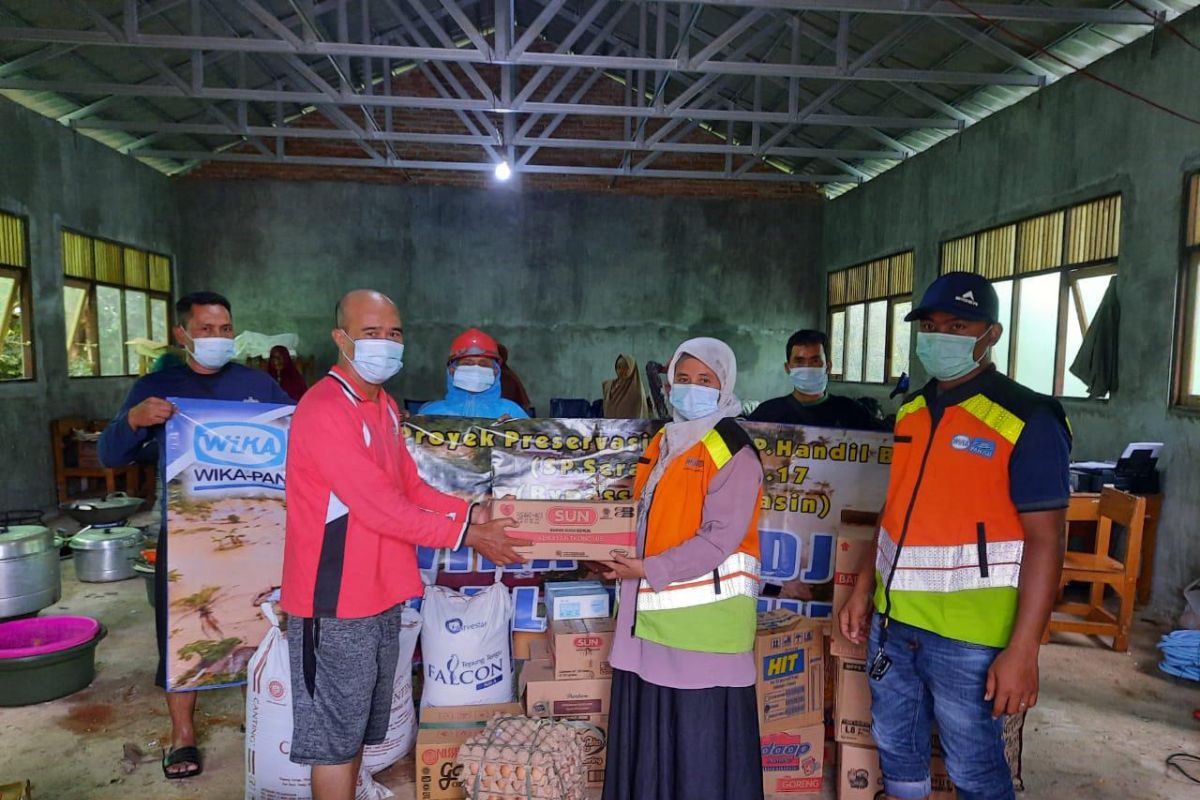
[0,616,102,659]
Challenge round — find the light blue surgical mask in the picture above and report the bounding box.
[342,334,405,384]
[915,328,992,381]
[789,367,828,396]
[670,384,721,420]
[183,332,235,370]
[452,364,496,393]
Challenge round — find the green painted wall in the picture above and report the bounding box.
[822,10,1200,607]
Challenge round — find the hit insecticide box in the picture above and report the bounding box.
[491,499,636,561]
[755,610,825,734]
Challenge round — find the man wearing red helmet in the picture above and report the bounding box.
[418,328,530,419]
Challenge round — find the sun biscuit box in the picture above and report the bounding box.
[492,499,636,561]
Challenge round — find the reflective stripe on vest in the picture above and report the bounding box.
[636,551,761,613]
[876,530,1023,594]
[700,427,735,468]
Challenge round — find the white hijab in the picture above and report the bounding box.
[641,337,742,501]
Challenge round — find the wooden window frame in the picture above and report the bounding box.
[1174,173,1200,409]
[939,195,1121,398]
[63,228,173,379]
[0,211,34,382]
[828,251,913,385]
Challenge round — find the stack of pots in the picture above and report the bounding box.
[0,525,62,619]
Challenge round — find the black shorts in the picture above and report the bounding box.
[286,605,403,765]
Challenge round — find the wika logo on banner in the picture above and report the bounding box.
[164,398,293,691]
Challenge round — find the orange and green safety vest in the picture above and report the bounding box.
[876,370,1071,648]
[633,418,763,654]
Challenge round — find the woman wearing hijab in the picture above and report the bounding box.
[602,353,650,419]
[267,345,308,401]
[599,337,765,800]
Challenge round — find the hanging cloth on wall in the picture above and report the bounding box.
[1069,279,1120,398]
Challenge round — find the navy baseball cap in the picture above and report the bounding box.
[905,271,999,323]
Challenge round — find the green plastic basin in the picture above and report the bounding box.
[0,624,108,707]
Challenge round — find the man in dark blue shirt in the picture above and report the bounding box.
[100,291,292,780]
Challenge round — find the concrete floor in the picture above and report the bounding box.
[2,555,1197,800]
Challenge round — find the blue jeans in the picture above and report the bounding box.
[867,615,1014,800]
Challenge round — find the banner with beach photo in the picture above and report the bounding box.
[163,397,293,691]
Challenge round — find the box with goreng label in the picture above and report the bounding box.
[761,723,825,795]
[492,499,636,561]
[755,610,825,734]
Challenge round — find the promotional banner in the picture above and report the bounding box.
[406,417,893,622]
[743,422,893,617]
[163,404,891,690]
[164,397,293,691]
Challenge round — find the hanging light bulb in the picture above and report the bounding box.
[495,161,512,181]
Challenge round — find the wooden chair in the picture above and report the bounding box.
[1047,488,1146,652]
[50,417,145,504]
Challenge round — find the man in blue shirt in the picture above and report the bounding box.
[100,291,292,781]
[418,327,530,419]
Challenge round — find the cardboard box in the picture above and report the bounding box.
[547,616,615,680]
[512,630,543,661]
[755,610,825,734]
[556,713,609,787]
[837,744,956,800]
[761,723,825,795]
[414,703,523,800]
[834,658,874,747]
[521,657,612,717]
[831,532,875,660]
[545,580,611,621]
[492,499,636,560]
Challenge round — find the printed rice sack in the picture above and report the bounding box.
[362,606,423,774]
[420,582,514,707]
[244,604,393,800]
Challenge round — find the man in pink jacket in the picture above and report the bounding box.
[281,289,526,800]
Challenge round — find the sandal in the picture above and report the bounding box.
[162,745,203,780]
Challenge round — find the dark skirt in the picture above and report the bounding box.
[602,668,763,800]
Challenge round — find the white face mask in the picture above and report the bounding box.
[789,366,828,396]
[452,364,496,393]
[183,332,235,370]
[341,334,405,385]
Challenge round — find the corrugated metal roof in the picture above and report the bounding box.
[825,1,1200,198]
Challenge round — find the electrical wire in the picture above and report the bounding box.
[1166,753,1200,784]
[1121,0,1200,55]
[944,0,1200,128]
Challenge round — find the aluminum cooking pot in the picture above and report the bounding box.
[69,527,143,583]
[59,493,144,527]
[0,525,62,618]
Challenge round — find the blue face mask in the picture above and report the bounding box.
[183,332,235,370]
[452,364,496,393]
[789,367,828,396]
[915,328,991,381]
[670,384,720,420]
